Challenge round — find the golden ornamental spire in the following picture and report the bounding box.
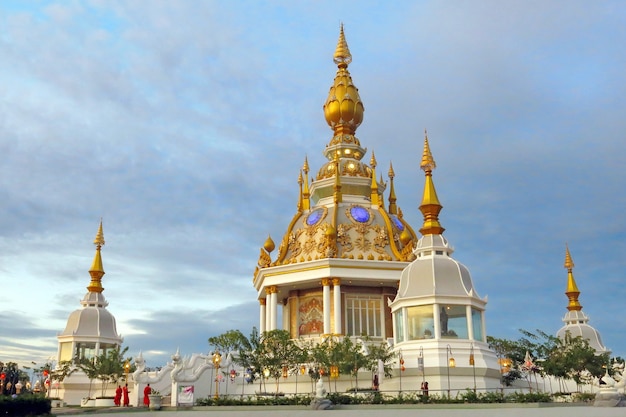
[297,170,303,212]
[370,151,379,206]
[323,24,363,136]
[302,157,311,210]
[418,132,444,236]
[388,162,397,215]
[564,244,582,311]
[333,23,352,67]
[88,219,106,293]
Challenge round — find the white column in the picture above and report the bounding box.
[466,305,474,340]
[269,286,278,331]
[265,292,271,332]
[322,278,331,335]
[259,299,266,333]
[433,303,441,339]
[332,278,342,335]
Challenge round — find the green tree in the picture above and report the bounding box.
[257,330,301,394]
[79,346,131,398]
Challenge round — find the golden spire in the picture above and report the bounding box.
[418,131,444,236]
[564,244,582,311]
[370,151,380,206]
[388,162,397,215]
[302,157,311,210]
[297,170,303,212]
[323,24,363,136]
[88,219,106,293]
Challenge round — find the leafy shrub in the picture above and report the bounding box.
[0,395,51,417]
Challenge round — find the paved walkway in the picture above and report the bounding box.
[52,404,626,417]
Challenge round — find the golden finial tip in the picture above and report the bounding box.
[303,156,309,172]
[370,150,377,168]
[93,219,105,246]
[420,131,436,172]
[388,162,395,178]
[564,244,574,269]
[333,23,352,67]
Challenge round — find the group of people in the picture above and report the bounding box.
[113,384,130,407]
[114,382,153,407]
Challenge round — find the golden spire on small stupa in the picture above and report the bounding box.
[564,244,582,311]
[87,219,106,293]
[418,130,444,236]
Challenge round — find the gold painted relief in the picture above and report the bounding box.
[287,229,304,262]
[372,225,389,254]
[337,224,353,252]
[298,296,324,335]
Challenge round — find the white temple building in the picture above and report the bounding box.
[253,25,419,342]
[54,221,126,406]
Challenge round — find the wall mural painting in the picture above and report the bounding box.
[298,296,324,335]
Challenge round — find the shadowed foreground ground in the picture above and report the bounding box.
[52,403,626,417]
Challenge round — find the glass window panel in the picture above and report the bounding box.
[406,305,434,340]
[395,310,404,343]
[345,296,382,337]
[440,305,468,339]
[472,308,483,341]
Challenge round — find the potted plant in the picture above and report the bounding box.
[148,388,163,410]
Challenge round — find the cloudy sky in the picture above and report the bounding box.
[1,1,625,369]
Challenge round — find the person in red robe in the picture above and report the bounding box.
[122,384,130,407]
[114,385,122,406]
[143,383,151,406]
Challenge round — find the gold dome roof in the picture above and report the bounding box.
[254,25,419,277]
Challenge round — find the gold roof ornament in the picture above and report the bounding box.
[264,235,276,253]
[564,244,582,311]
[418,131,444,236]
[88,219,106,293]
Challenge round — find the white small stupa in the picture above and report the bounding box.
[556,245,609,354]
[55,220,123,405]
[388,135,501,395]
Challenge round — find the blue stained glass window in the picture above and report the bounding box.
[306,209,323,226]
[391,215,404,231]
[350,206,369,222]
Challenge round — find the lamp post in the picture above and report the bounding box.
[446,345,455,399]
[469,343,476,393]
[124,360,130,383]
[418,346,425,391]
[398,349,404,394]
[212,351,222,399]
